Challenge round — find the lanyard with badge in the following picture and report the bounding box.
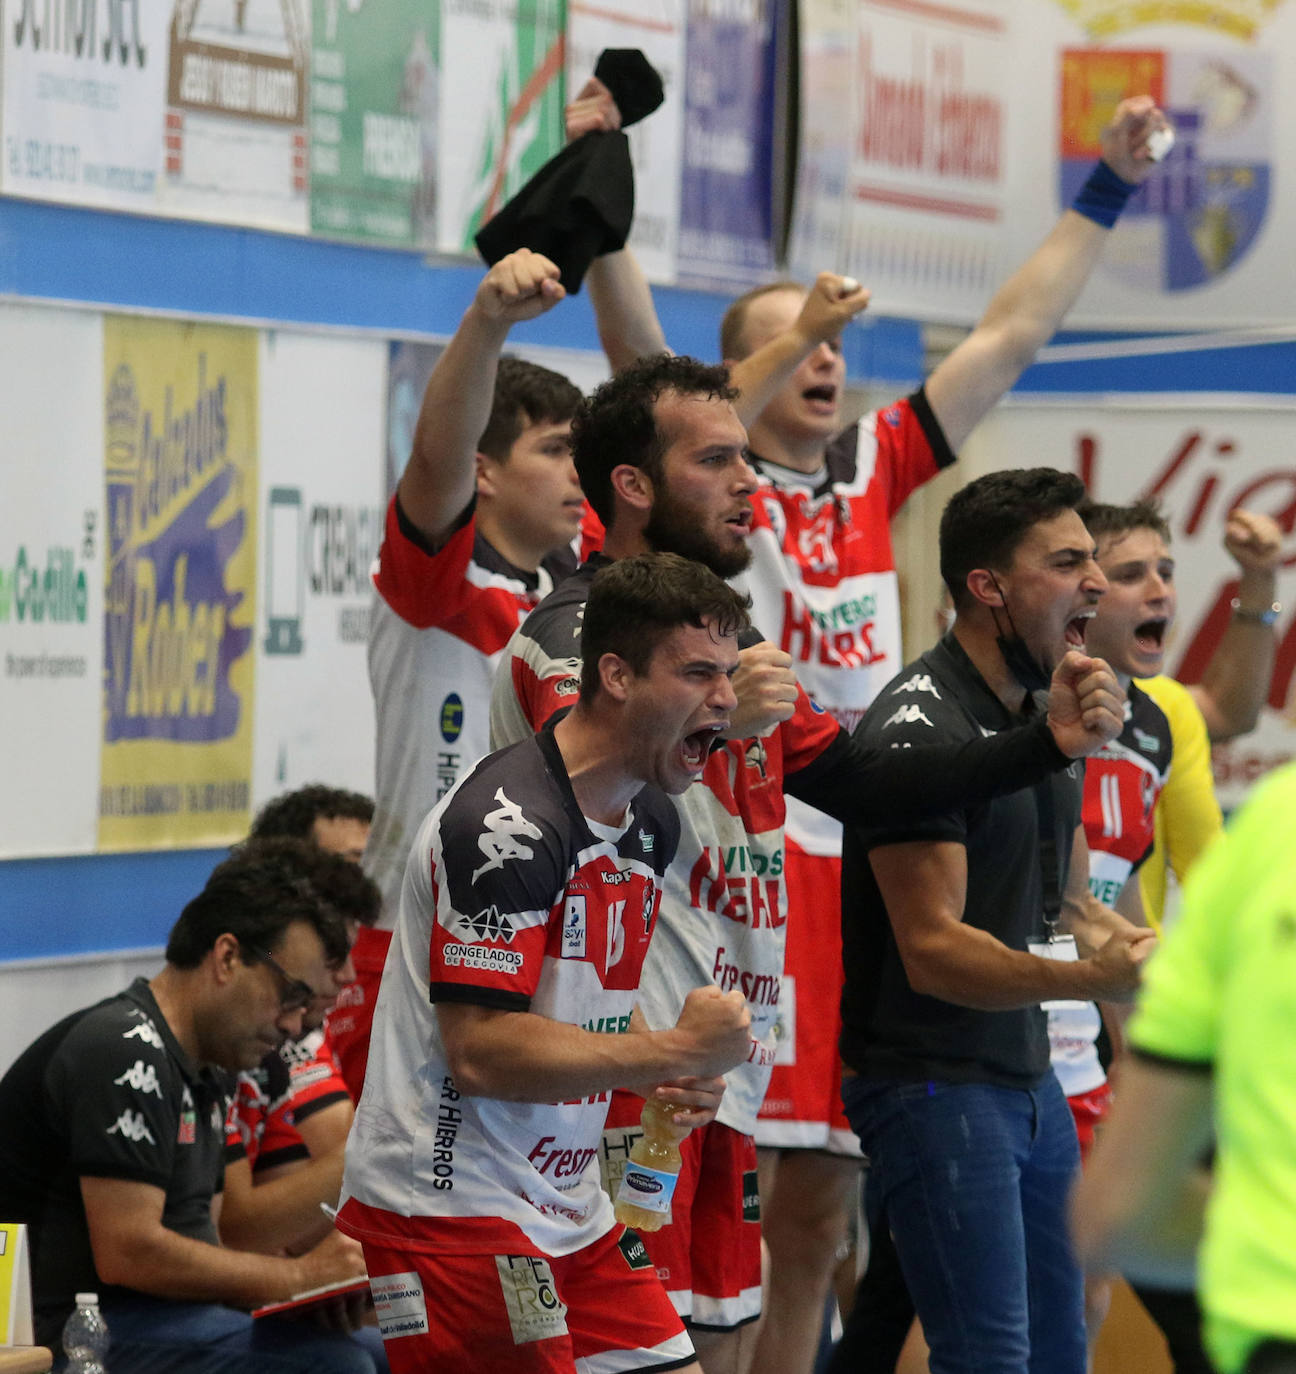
[1026,773,1085,1012]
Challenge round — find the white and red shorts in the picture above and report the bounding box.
[1068,1082,1113,1161]
[754,846,860,1156]
[351,1215,693,1374]
[601,1092,762,1331]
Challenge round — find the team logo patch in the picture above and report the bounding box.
[371,1272,430,1339]
[495,1255,568,1345]
[618,1229,654,1271]
[561,895,587,959]
[742,1169,762,1223]
[440,693,464,743]
[456,904,516,944]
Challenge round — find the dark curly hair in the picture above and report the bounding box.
[250,785,374,842]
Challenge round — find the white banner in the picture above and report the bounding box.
[1,1,170,211]
[252,330,386,811]
[0,303,105,857]
[790,0,1016,319]
[792,0,1296,328]
[966,395,1296,809]
[566,0,686,285]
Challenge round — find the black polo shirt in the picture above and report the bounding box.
[0,978,231,1345]
[840,633,1084,1090]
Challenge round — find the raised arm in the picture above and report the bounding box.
[926,96,1169,452]
[787,651,1128,826]
[436,984,750,1101]
[565,76,669,369]
[398,249,566,545]
[1190,507,1283,741]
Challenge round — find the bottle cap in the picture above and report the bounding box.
[75,1292,99,1306]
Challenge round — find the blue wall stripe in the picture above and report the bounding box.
[0,849,228,962]
[0,197,923,382]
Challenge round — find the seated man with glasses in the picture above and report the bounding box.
[0,839,386,1374]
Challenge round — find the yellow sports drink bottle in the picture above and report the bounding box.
[613,1098,690,1232]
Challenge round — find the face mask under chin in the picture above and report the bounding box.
[996,633,1052,696]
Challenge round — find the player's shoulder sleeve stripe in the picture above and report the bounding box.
[373,493,480,629]
[429,982,531,1012]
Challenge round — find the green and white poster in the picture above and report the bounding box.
[309,0,439,247]
[437,0,567,255]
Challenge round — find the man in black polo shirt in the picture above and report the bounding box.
[0,841,381,1374]
[839,468,1157,1374]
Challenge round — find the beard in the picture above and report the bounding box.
[643,485,751,578]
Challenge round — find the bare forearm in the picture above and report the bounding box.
[441,1008,704,1102]
[903,923,1124,1010]
[728,330,820,428]
[586,249,667,370]
[219,1152,345,1254]
[1192,582,1278,740]
[406,305,511,499]
[97,1224,307,1306]
[1061,891,1142,958]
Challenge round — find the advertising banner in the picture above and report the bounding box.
[99,317,259,850]
[438,0,567,256]
[1,0,170,211]
[677,0,778,290]
[308,0,439,248]
[1038,0,1293,328]
[0,304,104,858]
[253,331,385,809]
[969,395,1296,809]
[789,0,1014,320]
[565,0,685,284]
[157,0,311,231]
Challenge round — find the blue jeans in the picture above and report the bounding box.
[84,1294,389,1374]
[842,1072,1086,1374]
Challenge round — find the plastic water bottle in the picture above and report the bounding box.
[613,1098,691,1233]
[62,1292,110,1373]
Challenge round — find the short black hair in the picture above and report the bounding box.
[477,356,583,462]
[941,467,1088,611]
[165,839,353,970]
[579,552,751,699]
[1077,498,1172,549]
[571,354,737,525]
[249,785,374,842]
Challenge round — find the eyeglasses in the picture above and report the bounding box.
[246,946,316,1014]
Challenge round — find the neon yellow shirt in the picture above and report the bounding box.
[1136,675,1223,933]
[1129,762,1296,1374]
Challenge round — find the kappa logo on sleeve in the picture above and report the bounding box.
[882,703,934,729]
[107,1109,155,1144]
[114,1060,164,1099]
[472,788,543,882]
[122,1019,164,1050]
[895,673,941,700]
[495,1255,568,1345]
[370,1271,430,1340]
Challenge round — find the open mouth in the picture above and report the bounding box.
[726,505,753,533]
[680,724,726,771]
[1065,610,1095,647]
[1134,619,1168,653]
[803,384,837,409]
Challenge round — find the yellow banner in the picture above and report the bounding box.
[0,1222,33,1344]
[98,317,258,849]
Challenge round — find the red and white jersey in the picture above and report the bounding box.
[490,561,842,1134]
[225,1027,350,1172]
[1049,682,1173,1098]
[340,726,681,1259]
[735,392,952,856]
[364,495,574,922]
[1083,682,1173,906]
